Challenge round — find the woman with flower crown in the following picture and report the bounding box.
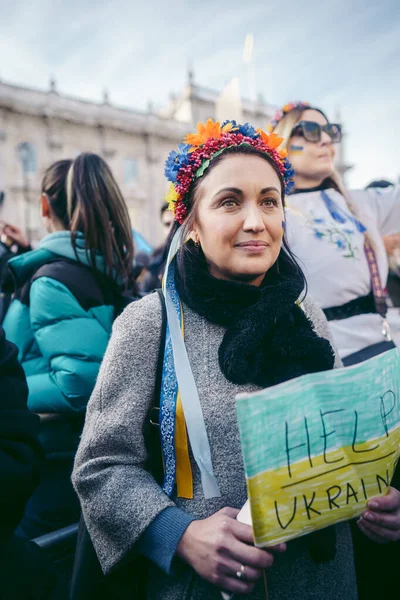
[72,120,357,599]
[269,103,400,598]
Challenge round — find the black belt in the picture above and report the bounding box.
[323,292,377,321]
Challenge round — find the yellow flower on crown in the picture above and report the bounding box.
[165,183,179,212]
[184,118,234,147]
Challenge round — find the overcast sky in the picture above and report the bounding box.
[1,0,399,188]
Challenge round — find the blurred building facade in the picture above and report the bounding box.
[0,78,189,244]
[0,73,349,245]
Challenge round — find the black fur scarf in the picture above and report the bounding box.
[175,248,335,388]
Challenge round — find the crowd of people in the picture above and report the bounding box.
[0,101,399,600]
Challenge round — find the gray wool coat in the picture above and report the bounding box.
[72,292,358,600]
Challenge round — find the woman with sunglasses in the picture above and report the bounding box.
[270,102,400,366]
[270,102,400,599]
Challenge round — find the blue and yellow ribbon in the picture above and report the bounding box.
[159,260,193,498]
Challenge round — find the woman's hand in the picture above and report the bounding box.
[383,234,400,256]
[358,487,400,543]
[0,222,30,248]
[176,507,286,595]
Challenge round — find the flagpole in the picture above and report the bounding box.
[243,33,256,116]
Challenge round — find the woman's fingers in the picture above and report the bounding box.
[368,487,400,512]
[230,518,287,553]
[219,557,262,583]
[268,542,287,553]
[2,223,30,247]
[227,536,275,569]
[230,518,255,544]
[226,515,287,569]
[358,487,400,541]
[176,507,285,593]
[220,576,256,595]
[357,518,391,544]
[358,516,400,543]
[219,506,241,520]
[362,509,400,531]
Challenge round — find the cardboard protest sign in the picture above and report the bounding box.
[236,348,400,547]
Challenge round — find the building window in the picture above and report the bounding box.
[17,142,37,174]
[124,158,138,184]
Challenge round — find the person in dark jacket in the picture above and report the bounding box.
[3,153,135,539]
[0,325,41,545]
[140,205,173,294]
[0,325,60,599]
[0,222,32,322]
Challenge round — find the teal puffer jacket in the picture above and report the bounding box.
[3,231,116,419]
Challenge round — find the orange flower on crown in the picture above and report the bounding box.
[256,129,284,150]
[282,103,294,113]
[184,118,234,146]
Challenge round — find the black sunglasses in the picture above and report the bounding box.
[291,121,342,143]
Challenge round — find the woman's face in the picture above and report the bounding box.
[288,109,336,183]
[191,154,284,287]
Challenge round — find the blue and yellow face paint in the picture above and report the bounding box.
[289,145,304,155]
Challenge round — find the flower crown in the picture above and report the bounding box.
[164,118,295,224]
[267,101,311,132]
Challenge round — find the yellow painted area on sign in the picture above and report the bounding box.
[248,427,400,547]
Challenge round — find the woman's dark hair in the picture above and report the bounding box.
[165,145,307,296]
[41,154,135,289]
